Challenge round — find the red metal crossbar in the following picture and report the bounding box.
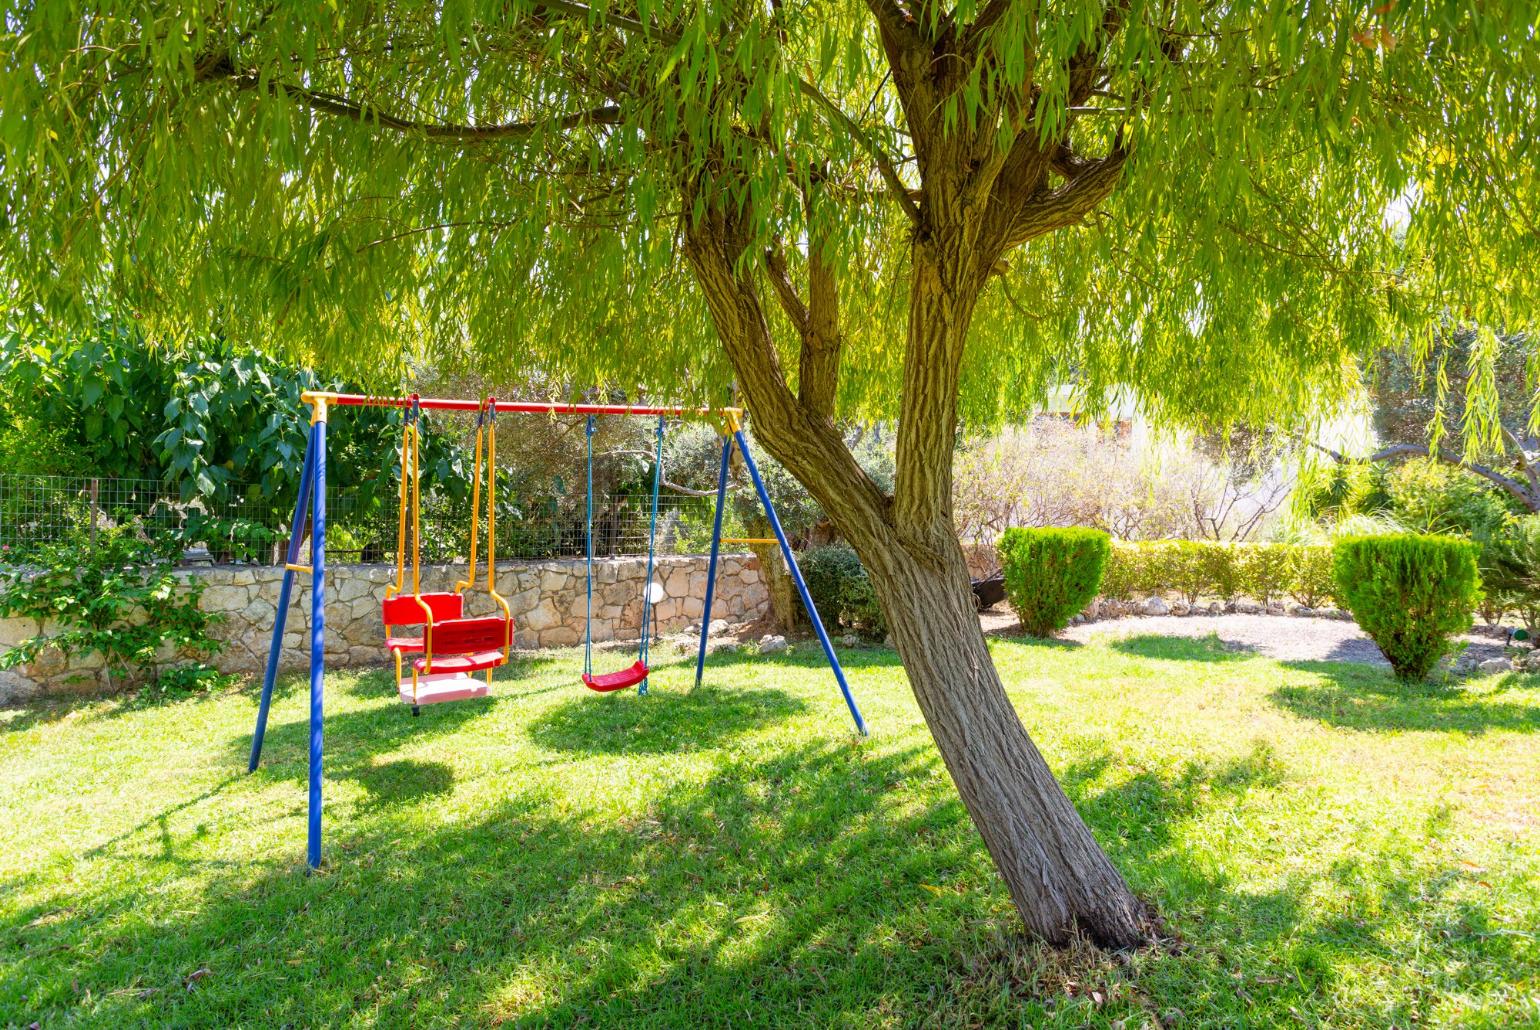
[302,391,739,419]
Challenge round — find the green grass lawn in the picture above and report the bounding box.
[2,632,1537,1028]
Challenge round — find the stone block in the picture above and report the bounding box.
[524,599,562,632]
[505,587,541,615]
[0,618,33,649]
[201,584,249,612]
[241,598,276,625]
[541,626,580,647]
[337,577,374,602]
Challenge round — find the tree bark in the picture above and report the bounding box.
[682,209,1152,950]
[747,520,801,634]
[853,525,1149,947]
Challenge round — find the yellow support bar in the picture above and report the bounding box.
[721,538,777,545]
[285,563,313,574]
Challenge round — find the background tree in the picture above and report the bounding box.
[0,317,468,557]
[1358,327,1540,512]
[2,2,1536,947]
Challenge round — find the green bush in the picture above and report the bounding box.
[1237,543,1292,606]
[1101,542,1146,600]
[1332,533,1480,681]
[1285,545,1336,607]
[1153,541,1206,603]
[997,527,1110,636]
[0,526,228,692]
[1385,458,1517,539]
[798,544,886,637]
[1479,515,1540,634]
[1197,543,1241,602]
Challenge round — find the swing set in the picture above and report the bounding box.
[247,391,867,869]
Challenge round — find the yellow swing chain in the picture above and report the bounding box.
[484,400,512,666]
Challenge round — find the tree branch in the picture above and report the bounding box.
[961,0,1016,53]
[199,51,623,143]
[1000,144,1127,248]
[681,198,893,544]
[1314,439,1539,512]
[1503,426,1540,497]
[793,78,921,225]
[799,238,843,420]
[762,246,811,338]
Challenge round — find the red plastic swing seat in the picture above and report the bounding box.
[386,635,425,653]
[581,659,650,693]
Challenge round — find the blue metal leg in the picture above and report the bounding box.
[733,431,868,736]
[694,436,733,688]
[307,415,328,870]
[248,437,316,772]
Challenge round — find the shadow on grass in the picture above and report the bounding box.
[1271,662,1540,735]
[0,695,95,735]
[528,684,808,755]
[6,720,1522,1027]
[1109,634,1256,663]
[353,757,456,813]
[1057,740,1520,1025]
[337,651,574,703]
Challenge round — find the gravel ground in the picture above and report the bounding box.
[980,609,1510,668]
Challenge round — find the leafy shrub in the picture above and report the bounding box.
[1158,540,1241,602]
[0,526,226,691]
[997,527,1110,636]
[1384,459,1517,539]
[798,544,886,636]
[1197,543,1242,601]
[1237,543,1293,606]
[1100,542,1146,600]
[181,512,286,564]
[1285,545,1336,607]
[1332,534,1480,681]
[1101,540,1332,608]
[1479,515,1540,634]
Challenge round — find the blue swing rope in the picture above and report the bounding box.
[638,416,665,672]
[582,414,666,684]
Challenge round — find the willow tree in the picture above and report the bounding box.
[2,2,1536,946]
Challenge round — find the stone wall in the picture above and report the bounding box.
[0,554,768,704]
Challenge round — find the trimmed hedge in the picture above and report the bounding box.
[998,527,1111,636]
[1100,540,1335,608]
[1331,533,1480,681]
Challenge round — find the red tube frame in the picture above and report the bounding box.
[302,391,740,420]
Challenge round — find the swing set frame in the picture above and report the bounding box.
[247,391,867,870]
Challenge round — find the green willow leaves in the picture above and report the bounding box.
[0,2,1535,435]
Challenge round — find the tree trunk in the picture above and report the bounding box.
[747,520,799,633]
[846,506,1149,947]
[681,206,1151,950]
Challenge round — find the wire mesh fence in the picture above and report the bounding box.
[0,474,745,564]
